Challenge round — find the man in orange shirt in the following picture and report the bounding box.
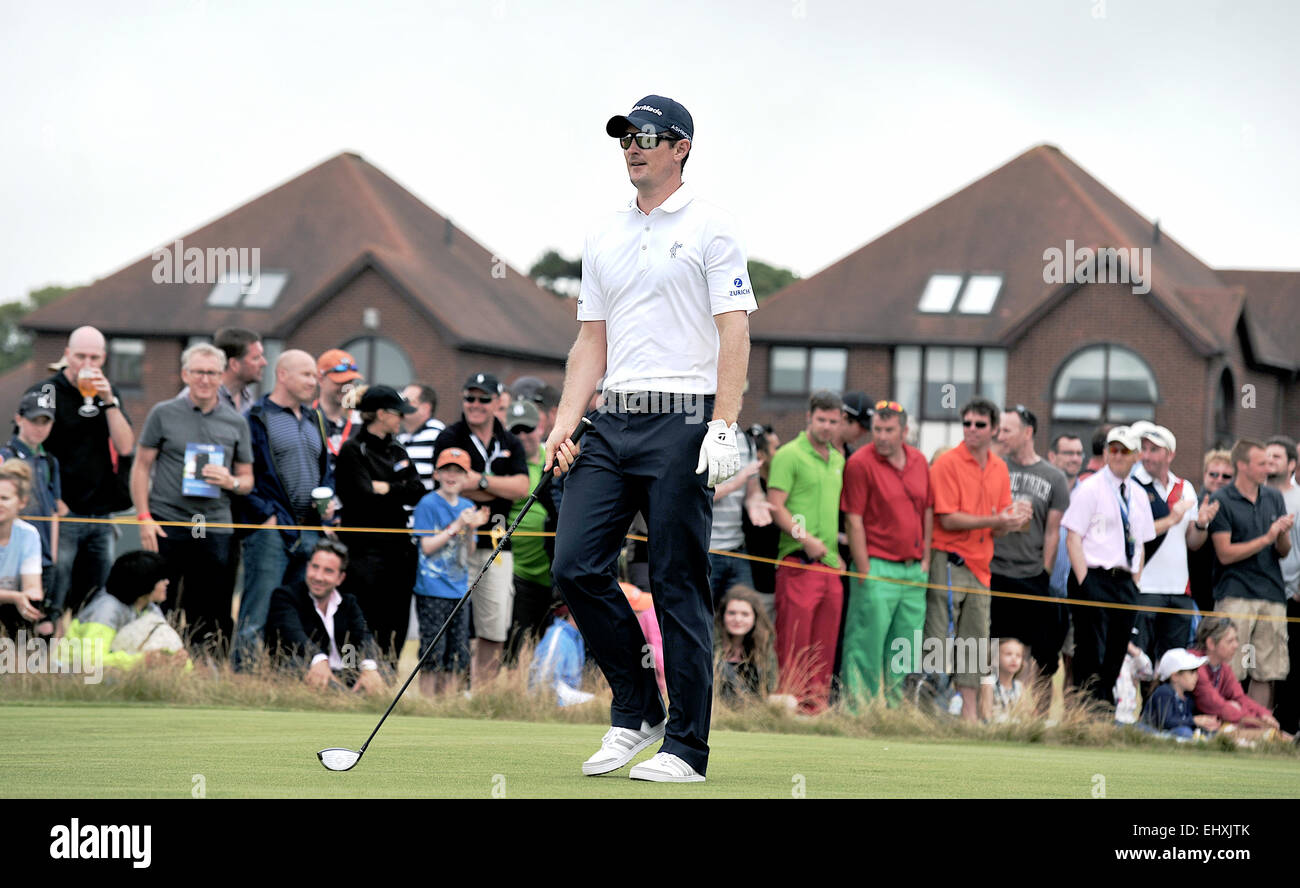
[925,397,1026,721]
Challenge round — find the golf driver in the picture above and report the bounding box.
[318,415,593,772]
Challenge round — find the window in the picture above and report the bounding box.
[1213,367,1234,448]
[918,273,1003,315]
[206,271,289,310]
[893,345,1007,456]
[1052,345,1157,424]
[108,339,144,392]
[342,336,414,388]
[768,346,848,395]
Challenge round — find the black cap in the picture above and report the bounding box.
[358,385,416,414]
[17,390,55,421]
[463,372,502,395]
[841,391,874,428]
[606,95,694,141]
[509,375,545,402]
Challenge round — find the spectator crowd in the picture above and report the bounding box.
[2,325,1297,742]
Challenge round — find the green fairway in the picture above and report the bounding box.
[2,703,1298,798]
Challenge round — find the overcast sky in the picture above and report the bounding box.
[2,0,1296,306]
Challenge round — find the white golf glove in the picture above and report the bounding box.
[695,420,741,488]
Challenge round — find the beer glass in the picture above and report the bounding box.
[77,367,100,418]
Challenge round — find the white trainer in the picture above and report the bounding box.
[581,719,666,776]
[629,752,705,783]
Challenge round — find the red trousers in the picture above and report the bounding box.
[774,557,843,714]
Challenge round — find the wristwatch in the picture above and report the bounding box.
[478,475,490,491]
[104,397,120,410]
[232,478,241,494]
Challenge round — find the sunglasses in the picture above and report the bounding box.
[1207,471,1233,480]
[1107,443,1134,454]
[619,132,680,150]
[324,362,358,374]
[874,400,904,413]
[509,425,537,436]
[463,394,494,404]
[962,420,989,429]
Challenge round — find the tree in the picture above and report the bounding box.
[748,259,799,302]
[528,250,582,298]
[0,285,78,375]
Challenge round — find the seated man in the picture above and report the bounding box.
[264,538,386,694]
[57,550,187,670]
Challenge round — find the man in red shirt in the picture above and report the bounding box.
[840,401,933,708]
[926,398,1025,721]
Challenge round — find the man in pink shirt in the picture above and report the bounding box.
[1062,426,1156,706]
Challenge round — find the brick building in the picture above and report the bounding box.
[748,144,1299,482]
[13,152,576,424]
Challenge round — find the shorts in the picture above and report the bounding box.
[1219,597,1289,682]
[467,549,514,643]
[416,596,470,674]
[925,555,992,689]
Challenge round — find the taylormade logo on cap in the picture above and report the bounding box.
[633,104,663,116]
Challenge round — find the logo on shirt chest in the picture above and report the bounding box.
[669,241,684,259]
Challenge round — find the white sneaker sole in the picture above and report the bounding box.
[581,723,665,776]
[629,765,705,783]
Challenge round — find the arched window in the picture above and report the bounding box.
[342,336,414,389]
[1051,345,1157,424]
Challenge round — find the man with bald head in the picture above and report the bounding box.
[28,325,136,617]
[232,350,335,669]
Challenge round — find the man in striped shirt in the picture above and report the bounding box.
[398,384,445,492]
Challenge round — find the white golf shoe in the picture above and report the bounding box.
[629,752,705,783]
[581,719,666,776]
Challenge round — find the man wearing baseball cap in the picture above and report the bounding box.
[545,93,755,783]
[1062,425,1157,705]
[316,349,364,466]
[1129,422,1218,668]
[433,372,529,688]
[1,390,63,632]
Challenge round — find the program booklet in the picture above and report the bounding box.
[183,443,224,498]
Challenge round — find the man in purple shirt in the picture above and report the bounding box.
[1062,426,1156,706]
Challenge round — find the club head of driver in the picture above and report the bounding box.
[318,747,361,772]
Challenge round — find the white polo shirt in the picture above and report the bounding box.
[1132,464,1198,596]
[578,182,757,394]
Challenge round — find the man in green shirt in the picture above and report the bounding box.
[767,390,845,714]
[505,399,559,663]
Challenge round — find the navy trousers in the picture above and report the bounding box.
[553,403,714,775]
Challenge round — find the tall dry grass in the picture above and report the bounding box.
[2,636,1294,757]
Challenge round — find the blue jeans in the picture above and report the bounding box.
[52,513,115,617]
[708,546,754,608]
[233,527,321,670]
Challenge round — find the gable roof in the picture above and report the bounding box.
[23,152,577,362]
[1214,269,1300,373]
[751,144,1283,367]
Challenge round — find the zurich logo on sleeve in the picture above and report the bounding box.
[733,277,743,287]
[728,276,752,298]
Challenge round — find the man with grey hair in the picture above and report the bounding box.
[27,325,136,617]
[132,342,253,650]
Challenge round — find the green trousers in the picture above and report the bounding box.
[842,557,927,708]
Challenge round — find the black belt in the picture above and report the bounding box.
[602,390,711,414]
[1089,566,1132,579]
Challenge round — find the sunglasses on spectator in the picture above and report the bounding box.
[1207,471,1233,479]
[324,362,359,374]
[463,394,494,404]
[1107,443,1134,454]
[619,132,680,150]
[874,400,904,413]
[962,420,989,429]
[510,425,537,436]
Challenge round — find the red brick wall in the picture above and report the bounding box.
[287,267,564,428]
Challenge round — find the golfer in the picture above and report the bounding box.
[545,94,756,783]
